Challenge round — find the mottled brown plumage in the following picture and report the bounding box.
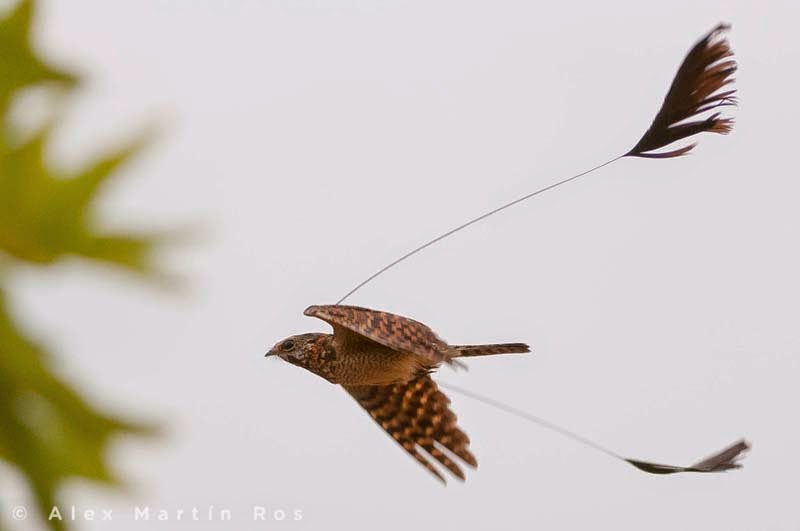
[345,377,476,483]
[266,304,530,482]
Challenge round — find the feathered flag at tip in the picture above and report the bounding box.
[627,23,737,159]
[441,381,750,477]
[337,23,738,305]
[625,439,750,475]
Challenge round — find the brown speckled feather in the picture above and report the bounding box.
[305,305,457,365]
[344,375,477,483]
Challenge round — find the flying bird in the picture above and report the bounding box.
[266,23,750,482]
[266,305,748,482]
[266,304,530,482]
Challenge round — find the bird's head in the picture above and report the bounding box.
[265,333,331,374]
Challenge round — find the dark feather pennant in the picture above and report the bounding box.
[627,23,737,158]
[626,439,750,475]
[441,382,750,477]
[335,23,739,305]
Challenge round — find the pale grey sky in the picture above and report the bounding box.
[2,0,800,529]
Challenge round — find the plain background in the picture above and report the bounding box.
[2,0,799,529]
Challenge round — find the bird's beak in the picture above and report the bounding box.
[264,349,275,358]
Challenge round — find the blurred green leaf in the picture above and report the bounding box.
[0,0,74,117]
[0,126,160,271]
[0,1,167,529]
[0,291,154,531]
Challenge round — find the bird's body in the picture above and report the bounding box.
[266,304,530,482]
[334,341,425,386]
[279,332,427,386]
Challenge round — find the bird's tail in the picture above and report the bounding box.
[452,343,530,357]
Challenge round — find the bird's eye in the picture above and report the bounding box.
[281,340,295,351]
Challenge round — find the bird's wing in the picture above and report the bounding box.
[305,305,456,365]
[343,375,477,483]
